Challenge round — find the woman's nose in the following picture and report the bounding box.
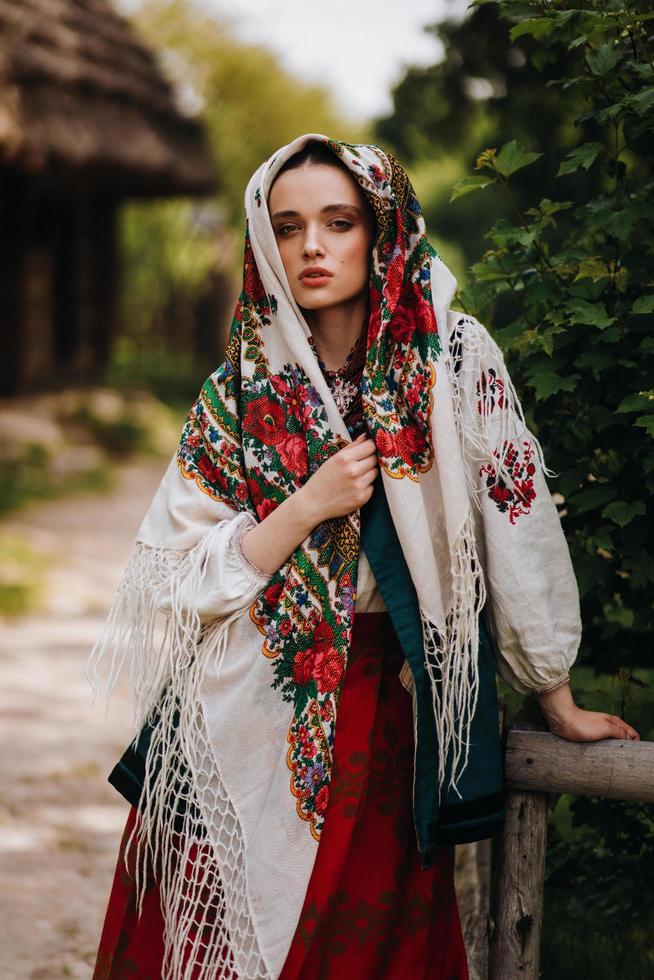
[302,225,325,258]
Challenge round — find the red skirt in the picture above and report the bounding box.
[93,613,469,979]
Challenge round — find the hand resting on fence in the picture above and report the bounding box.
[536,681,640,742]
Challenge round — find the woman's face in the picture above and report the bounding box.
[268,163,374,313]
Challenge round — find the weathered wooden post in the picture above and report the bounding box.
[488,789,547,979]
[487,730,654,979]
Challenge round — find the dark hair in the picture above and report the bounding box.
[274,140,351,179]
[271,140,376,234]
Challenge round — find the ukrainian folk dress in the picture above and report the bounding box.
[90,136,581,980]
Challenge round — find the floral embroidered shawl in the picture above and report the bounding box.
[89,134,556,979]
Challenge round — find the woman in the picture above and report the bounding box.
[90,135,639,980]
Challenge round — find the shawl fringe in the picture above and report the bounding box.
[448,313,555,509]
[420,510,486,799]
[88,530,271,980]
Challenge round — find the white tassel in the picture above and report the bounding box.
[421,510,486,799]
[88,532,271,980]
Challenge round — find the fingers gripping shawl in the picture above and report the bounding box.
[89,135,548,978]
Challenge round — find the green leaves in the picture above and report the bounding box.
[566,299,615,329]
[586,42,621,77]
[437,1,654,970]
[616,393,654,414]
[628,87,654,115]
[568,485,617,515]
[557,142,603,177]
[573,258,609,283]
[447,0,653,692]
[622,389,654,438]
[509,17,554,42]
[485,219,536,248]
[632,295,654,315]
[450,139,542,202]
[525,363,580,400]
[470,254,518,283]
[493,139,543,177]
[449,175,497,202]
[601,501,647,528]
[635,416,654,438]
[525,197,573,231]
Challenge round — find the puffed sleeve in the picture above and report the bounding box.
[154,510,270,623]
[448,310,581,695]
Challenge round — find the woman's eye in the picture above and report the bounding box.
[330,219,352,230]
[276,224,298,236]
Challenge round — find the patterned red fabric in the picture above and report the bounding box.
[93,613,469,980]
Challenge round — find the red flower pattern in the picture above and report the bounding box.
[396,424,428,461]
[243,395,286,445]
[291,620,345,694]
[177,142,450,843]
[375,429,396,459]
[278,432,309,477]
[314,785,329,815]
[197,454,228,491]
[314,649,344,694]
[480,440,537,524]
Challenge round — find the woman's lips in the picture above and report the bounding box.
[300,267,333,287]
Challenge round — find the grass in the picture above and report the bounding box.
[0,446,114,519]
[0,533,47,616]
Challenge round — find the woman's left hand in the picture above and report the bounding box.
[536,682,640,742]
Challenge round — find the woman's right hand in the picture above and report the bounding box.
[241,434,379,577]
[299,433,379,524]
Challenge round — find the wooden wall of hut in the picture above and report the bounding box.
[0,167,118,396]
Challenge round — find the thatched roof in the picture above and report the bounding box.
[0,0,216,195]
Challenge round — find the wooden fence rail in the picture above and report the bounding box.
[487,731,654,980]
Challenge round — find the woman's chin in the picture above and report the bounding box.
[298,295,338,311]
[296,287,365,313]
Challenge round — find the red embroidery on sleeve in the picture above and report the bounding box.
[476,367,505,416]
[480,440,537,524]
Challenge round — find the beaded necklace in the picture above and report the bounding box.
[308,330,367,437]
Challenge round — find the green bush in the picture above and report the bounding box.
[453,0,653,671]
[451,1,654,974]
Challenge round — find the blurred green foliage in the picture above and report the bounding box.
[0,443,112,518]
[132,0,366,229]
[376,1,610,265]
[111,0,367,395]
[0,390,179,519]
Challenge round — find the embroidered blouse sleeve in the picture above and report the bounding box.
[448,310,581,695]
[153,510,270,623]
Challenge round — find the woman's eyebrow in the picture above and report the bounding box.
[271,203,362,220]
[321,203,362,216]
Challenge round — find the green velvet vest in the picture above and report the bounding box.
[359,478,504,866]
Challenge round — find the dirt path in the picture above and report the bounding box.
[0,459,168,979]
